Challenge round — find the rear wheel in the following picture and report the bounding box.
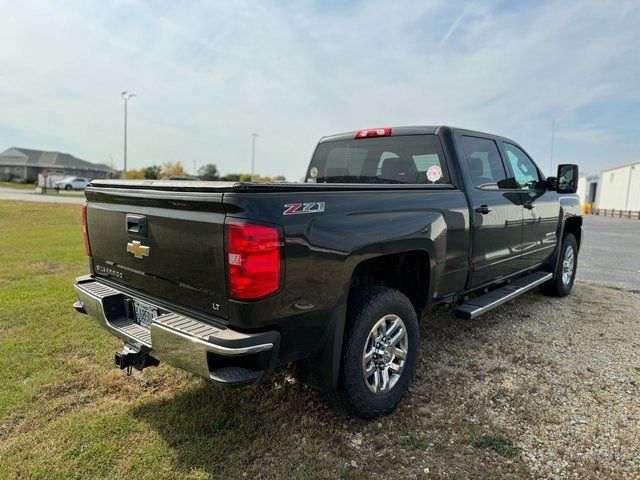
[540,233,578,297]
[335,286,419,418]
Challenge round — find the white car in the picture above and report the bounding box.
[53,176,90,191]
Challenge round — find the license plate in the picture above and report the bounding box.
[132,301,158,328]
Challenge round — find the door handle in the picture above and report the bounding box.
[523,201,534,210]
[475,205,491,214]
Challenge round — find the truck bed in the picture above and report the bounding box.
[88,179,456,192]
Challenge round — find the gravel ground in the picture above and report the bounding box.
[396,282,640,479]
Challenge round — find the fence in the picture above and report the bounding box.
[592,208,640,219]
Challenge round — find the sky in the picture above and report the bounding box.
[0,0,638,179]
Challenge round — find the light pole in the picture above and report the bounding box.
[121,91,136,174]
[549,118,555,177]
[251,133,259,181]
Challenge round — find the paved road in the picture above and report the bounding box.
[577,215,640,291]
[1,187,637,289]
[0,187,85,205]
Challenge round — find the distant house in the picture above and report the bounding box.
[0,147,115,182]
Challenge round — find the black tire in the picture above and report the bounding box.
[334,286,419,419]
[64,184,72,191]
[540,233,578,297]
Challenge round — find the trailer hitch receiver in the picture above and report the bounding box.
[114,345,159,374]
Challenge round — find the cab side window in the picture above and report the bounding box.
[503,143,542,190]
[461,136,509,190]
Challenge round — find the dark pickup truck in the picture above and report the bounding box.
[73,126,582,418]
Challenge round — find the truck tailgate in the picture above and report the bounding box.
[85,187,229,320]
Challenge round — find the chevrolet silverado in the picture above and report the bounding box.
[73,126,582,418]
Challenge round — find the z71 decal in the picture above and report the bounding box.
[283,202,326,216]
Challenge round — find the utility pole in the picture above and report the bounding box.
[121,91,136,174]
[251,133,259,181]
[549,119,555,176]
[193,159,197,177]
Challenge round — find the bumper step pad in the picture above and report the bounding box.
[210,366,263,386]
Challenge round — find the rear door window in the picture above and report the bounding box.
[460,136,510,190]
[308,135,449,184]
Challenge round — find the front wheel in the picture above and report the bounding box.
[64,184,72,191]
[335,286,419,419]
[540,233,578,297]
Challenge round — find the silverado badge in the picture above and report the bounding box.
[127,240,150,259]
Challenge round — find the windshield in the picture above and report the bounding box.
[306,134,449,184]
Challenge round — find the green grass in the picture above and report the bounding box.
[0,181,36,190]
[471,434,520,458]
[403,435,429,451]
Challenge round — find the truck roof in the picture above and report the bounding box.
[89,125,516,192]
[318,125,500,143]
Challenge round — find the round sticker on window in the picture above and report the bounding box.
[426,165,443,183]
[309,167,318,178]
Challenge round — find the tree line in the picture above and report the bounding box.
[116,161,285,183]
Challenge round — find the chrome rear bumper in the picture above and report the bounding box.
[73,275,279,385]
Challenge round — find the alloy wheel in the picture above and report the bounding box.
[362,314,408,394]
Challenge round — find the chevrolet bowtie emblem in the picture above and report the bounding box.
[127,240,150,259]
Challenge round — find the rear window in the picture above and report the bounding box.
[307,135,449,184]
[460,136,510,190]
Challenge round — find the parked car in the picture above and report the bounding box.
[54,176,90,191]
[73,126,582,418]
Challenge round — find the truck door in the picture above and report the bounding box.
[501,142,560,271]
[458,134,524,289]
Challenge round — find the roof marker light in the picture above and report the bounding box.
[354,128,392,139]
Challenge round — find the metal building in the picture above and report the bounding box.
[577,173,599,207]
[596,162,640,211]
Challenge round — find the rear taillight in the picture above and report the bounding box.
[354,128,392,139]
[81,204,91,256]
[226,221,282,300]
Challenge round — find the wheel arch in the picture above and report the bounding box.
[297,240,438,392]
[348,249,432,313]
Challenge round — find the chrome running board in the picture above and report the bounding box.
[453,271,553,320]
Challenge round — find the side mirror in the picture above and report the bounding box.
[545,176,557,191]
[556,164,578,194]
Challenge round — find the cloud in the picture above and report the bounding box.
[0,0,638,178]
